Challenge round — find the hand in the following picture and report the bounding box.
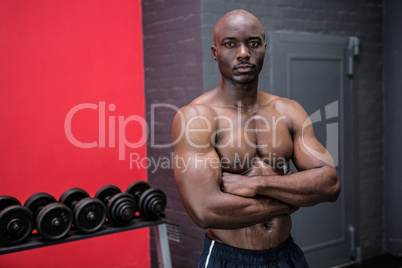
[221,172,257,197]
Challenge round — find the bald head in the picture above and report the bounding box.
[213,9,265,45]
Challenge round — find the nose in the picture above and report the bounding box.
[236,44,250,61]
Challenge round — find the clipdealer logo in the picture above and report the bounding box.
[302,100,339,167]
[64,100,339,170]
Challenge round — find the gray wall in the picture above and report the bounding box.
[384,0,402,255]
[142,0,386,267]
[201,0,384,260]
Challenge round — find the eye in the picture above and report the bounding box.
[249,41,260,48]
[224,41,236,48]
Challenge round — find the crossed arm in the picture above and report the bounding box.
[172,104,297,229]
[221,101,341,207]
[172,101,340,230]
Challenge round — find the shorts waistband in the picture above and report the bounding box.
[203,234,295,264]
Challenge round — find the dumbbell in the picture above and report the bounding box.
[0,196,33,246]
[126,181,167,220]
[95,185,138,226]
[59,188,106,233]
[24,193,72,241]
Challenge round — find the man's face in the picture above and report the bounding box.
[212,14,266,85]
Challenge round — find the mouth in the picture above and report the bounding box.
[234,64,254,73]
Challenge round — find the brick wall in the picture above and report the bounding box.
[141,0,205,267]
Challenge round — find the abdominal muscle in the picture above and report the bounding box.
[207,215,292,250]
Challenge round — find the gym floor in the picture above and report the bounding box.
[341,254,402,268]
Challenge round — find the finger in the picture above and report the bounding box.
[220,186,225,192]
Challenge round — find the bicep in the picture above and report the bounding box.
[172,105,221,188]
[290,102,335,171]
[174,148,221,195]
[172,107,222,215]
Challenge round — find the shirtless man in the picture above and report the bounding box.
[172,9,341,267]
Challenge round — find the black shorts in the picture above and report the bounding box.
[198,234,309,268]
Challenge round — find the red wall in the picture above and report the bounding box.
[0,0,148,267]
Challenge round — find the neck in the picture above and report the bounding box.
[219,76,259,109]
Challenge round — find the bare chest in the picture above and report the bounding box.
[214,108,293,174]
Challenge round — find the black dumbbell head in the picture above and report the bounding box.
[59,188,90,209]
[73,198,106,233]
[139,188,167,220]
[107,193,137,226]
[125,181,150,203]
[0,205,33,246]
[0,196,21,211]
[36,202,72,241]
[95,185,122,205]
[24,193,57,217]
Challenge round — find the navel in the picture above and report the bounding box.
[262,221,273,230]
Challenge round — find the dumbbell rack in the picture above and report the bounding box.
[0,216,172,268]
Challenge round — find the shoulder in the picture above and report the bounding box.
[174,103,217,123]
[261,93,302,112]
[262,93,307,118]
[172,102,219,150]
[174,89,220,123]
[260,92,309,132]
[172,100,218,138]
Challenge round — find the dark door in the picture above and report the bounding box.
[269,32,358,267]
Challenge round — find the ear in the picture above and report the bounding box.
[211,45,218,61]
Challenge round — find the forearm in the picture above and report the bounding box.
[253,166,340,207]
[185,192,295,229]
